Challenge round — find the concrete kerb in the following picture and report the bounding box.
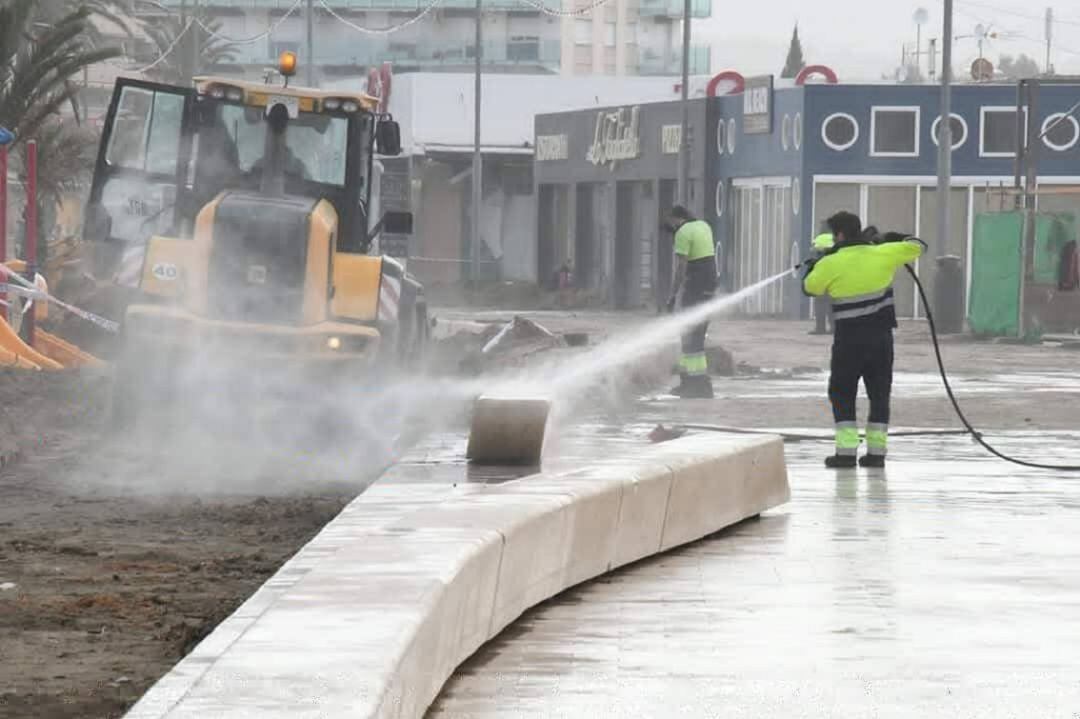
[123,433,790,719]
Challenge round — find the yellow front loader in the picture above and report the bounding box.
[83,54,426,427]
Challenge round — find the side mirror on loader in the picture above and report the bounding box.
[365,210,413,249]
[376,119,402,156]
[381,211,413,235]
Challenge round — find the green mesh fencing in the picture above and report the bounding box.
[969,212,1022,337]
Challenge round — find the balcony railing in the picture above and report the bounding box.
[226,39,561,69]
[638,0,711,19]
[157,0,556,9]
[638,45,709,75]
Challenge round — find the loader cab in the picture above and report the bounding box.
[85,70,403,284]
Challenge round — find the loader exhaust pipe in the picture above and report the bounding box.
[260,103,290,197]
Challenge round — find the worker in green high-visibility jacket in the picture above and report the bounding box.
[665,205,717,399]
[802,211,926,469]
[809,230,835,335]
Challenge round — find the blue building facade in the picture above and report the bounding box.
[706,82,1080,319]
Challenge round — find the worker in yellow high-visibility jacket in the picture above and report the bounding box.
[665,205,717,399]
[802,211,926,469]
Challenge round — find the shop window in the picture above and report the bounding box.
[716,119,725,155]
[931,113,968,150]
[822,112,858,151]
[793,112,803,150]
[980,106,1028,158]
[1042,113,1080,152]
[604,22,616,47]
[781,113,791,150]
[792,177,800,216]
[871,106,919,157]
[726,118,736,154]
[508,36,540,61]
[574,19,591,45]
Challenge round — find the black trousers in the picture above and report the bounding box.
[679,286,713,373]
[828,330,894,424]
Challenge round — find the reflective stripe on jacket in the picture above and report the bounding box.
[803,239,924,333]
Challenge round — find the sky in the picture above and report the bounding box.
[697,0,1080,81]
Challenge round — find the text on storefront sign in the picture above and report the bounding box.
[535,134,569,161]
[586,106,641,169]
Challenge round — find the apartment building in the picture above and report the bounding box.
[151,0,711,81]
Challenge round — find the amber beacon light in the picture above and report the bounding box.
[278,51,297,77]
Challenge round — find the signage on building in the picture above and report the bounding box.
[661,125,681,154]
[742,75,773,134]
[586,106,641,170]
[535,134,569,161]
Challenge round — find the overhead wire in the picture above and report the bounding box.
[957,0,1080,27]
[516,0,614,18]
[134,0,305,44]
[197,0,305,44]
[317,0,444,35]
[110,17,195,73]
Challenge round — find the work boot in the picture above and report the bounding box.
[680,376,714,399]
[825,454,857,469]
[859,455,886,468]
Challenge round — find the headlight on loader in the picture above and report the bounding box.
[318,334,368,354]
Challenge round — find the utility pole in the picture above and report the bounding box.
[935,0,953,294]
[306,0,315,86]
[191,0,200,80]
[916,24,922,76]
[677,0,691,206]
[1045,7,1054,76]
[471,0,483,285]
[180,0,187,83]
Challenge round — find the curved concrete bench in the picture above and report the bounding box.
[124,434,789,719]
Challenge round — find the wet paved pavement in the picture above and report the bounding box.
[422,383,1080,718]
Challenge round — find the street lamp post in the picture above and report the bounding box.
[935,0,954,311]
[677,0,691,206]
[471,0,482,285]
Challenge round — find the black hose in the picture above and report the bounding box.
[646,422,970,443]
[906,264,1080,471]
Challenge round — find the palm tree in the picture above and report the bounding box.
[0,0,123,268]
[0,1,122,139]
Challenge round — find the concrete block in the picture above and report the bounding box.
[495,472,625,588]
[125,432,790,719]
[465,396,550,465]
[394,492,575,638]
[654,435,789,550]
[598,462,676,569]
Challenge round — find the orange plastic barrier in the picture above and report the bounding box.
[0,343,41,370]
[0,315,61,370]
[35,330,103,368]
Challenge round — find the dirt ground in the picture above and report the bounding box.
[0,370,362,718]
[1,314,1077,719]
